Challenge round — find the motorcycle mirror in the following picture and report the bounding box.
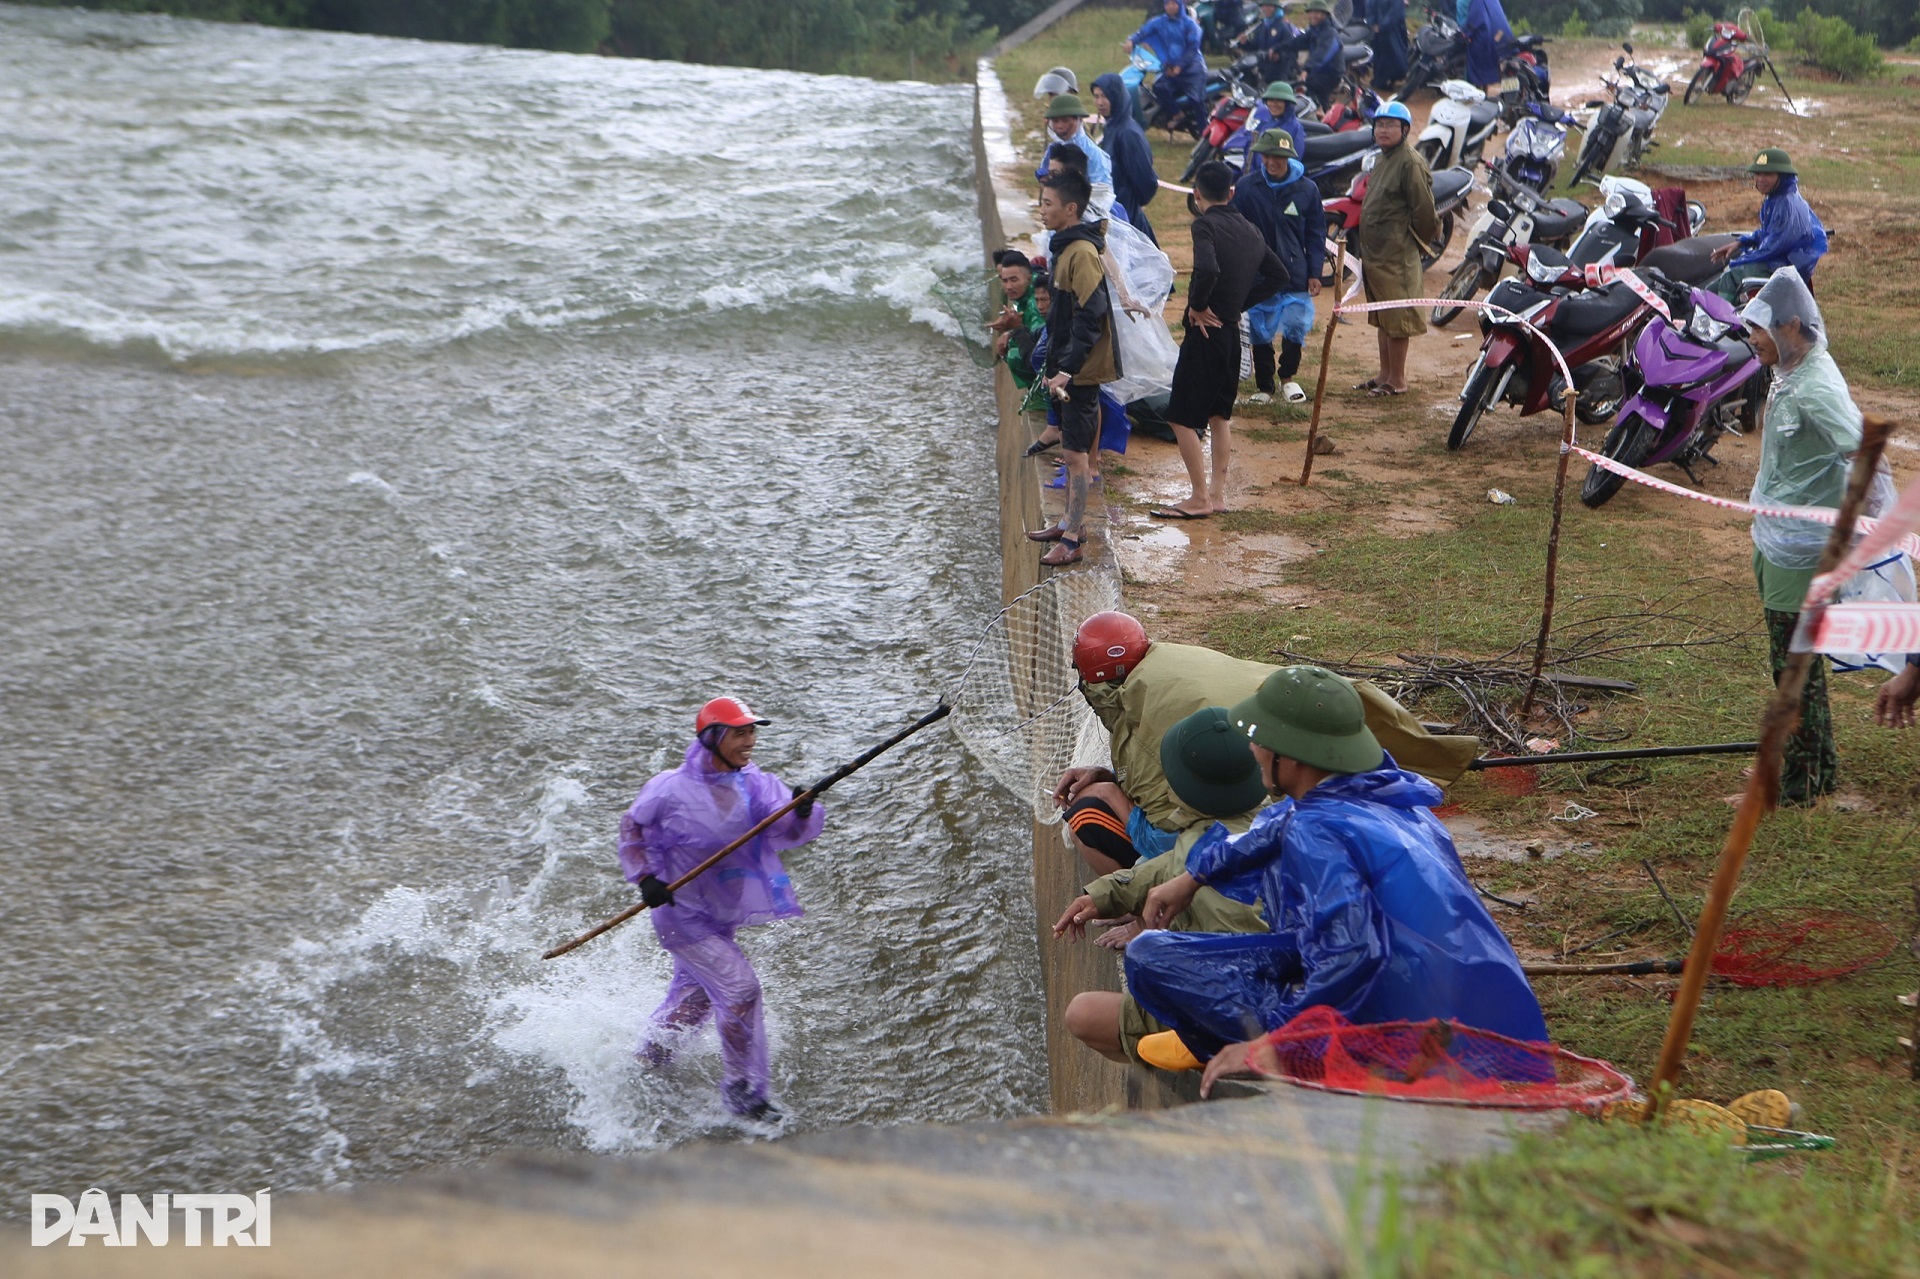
[1622,41,1633,54]
[1612,57,1623,69]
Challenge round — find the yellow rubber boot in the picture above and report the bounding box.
[1725,1089,1792,1129]
[1137,1030,1203,1072]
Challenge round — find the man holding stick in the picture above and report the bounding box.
[618,696,825,1123]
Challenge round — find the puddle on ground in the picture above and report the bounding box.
[1441,812,1597,863]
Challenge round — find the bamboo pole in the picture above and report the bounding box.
[1298,245,1345,486]
[1525,959,1685,977]
[1649,416,1892,1107]
[1518,389,1579,723]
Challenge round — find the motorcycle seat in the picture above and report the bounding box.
[1626,108,1658,132]
[1301,119,1333,136]
[1554,284,1641,337]
[1431,167,1475,205]
[1547,197,1587,219]
[1304,130,1376,164]
[1638,235,1734,286]
[1530,205,1587,241]
[1342,42,1374,65]
[1516,33,1548,49]
[1468,99,1502,129]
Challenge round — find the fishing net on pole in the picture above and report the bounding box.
[1709,907,1901,988]
[947,569,1122,823]
[1251,1007,1635,1110]
[931,268,998,369]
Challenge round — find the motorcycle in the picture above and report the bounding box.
[1417,80,1503,171]
[1323,159,1475,277]
[1562,176,1707,271]
[1568,43,1671,187]
[1429,164,1588,326]
[1400,7,1467,97]
[1579,272,1767,507]
[1684,19,1767,105]
[1179,75,1259,181]
[1495,104,1575,194]
[1446,257,1656,449]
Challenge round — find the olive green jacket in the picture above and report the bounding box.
[1085,823,1267,934]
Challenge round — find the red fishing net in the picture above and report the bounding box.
[1709,907,1902,988]
[1252,1007,1634,1110]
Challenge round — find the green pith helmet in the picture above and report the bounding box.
[1261,81,1297,103]
[1251,128,1298,158]
[1045,92,1090,119]
[1746,147,1796,176]
[1301,0,1334,14]
[1160,707,1271,818]
[1229,666,1384,775]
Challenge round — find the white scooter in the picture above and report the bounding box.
[1416,80,1503,172]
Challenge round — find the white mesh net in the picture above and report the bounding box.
[947,569,1122,824]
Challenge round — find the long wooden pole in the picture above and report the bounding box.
[1649,416,1892,1106]
[541,702,953,960]
[1298,244,1346,486]
[1518,389,1579,723]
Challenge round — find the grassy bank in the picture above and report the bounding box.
[995,15,1920,1274]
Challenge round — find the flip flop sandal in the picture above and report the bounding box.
[1148,507,1210,520]
[1367,385,1406,397]
[1352,378,1381,392]
[1023,437,1060,457]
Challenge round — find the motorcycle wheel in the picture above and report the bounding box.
[1683,66,1712,106]
[1727,68,1758,105]
[1448,361,1500,451]
[1579,413,1657,508]
[1419,211,1454,272]
[1431,257,1487,327]
[1177,136,1216,184]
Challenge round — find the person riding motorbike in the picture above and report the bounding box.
[1711,148,1828,296]
[1298,0,1346,106]
[1240,0,1300,86]
[1127,0,1209,131]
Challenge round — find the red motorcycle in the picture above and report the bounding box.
[1684,21,1764,105]
[1178,81,1256,182]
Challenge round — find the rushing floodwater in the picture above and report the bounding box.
[0,4,1044,1208]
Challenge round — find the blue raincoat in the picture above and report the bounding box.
[1247,12,1302,82]
[1227,99,1306,168]
[1132,5,1207,116]
[618,740,826,950]
[1729,173,1828,287]
[1093,72,1161,242]
[1123,757,1548,1059]
[1462,0,1514,87]
[1369,0,1410,86]
[1235,157,1324,345]
[1034,123,1115,189]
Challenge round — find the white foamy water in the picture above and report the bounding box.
[0,3,1045,1208]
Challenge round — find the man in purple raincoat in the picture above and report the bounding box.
[618,695,825,1123]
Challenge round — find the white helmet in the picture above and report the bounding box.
[1034,66,1078,99]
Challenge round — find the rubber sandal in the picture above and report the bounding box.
[1367,384,1405,396]
[1039,539,1083,566]
[1352,378,1381,392]
[1136,1030,1202,1072]
[1023,437,1060,457]
[1148,507,1210,520]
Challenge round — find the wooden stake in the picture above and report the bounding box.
[1298,246,1345,486]
[1518,390,1578,723]
[1649,416,1892,1107]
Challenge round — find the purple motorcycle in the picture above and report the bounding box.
[1579,272,1767,508]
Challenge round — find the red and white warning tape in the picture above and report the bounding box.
[1801,603,1920,658]
[1332,295,1577,391]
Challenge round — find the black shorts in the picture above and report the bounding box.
[1058,381,1100,454]
[1166,319,1241,431]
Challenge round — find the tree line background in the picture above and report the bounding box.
[15,0,1915,73]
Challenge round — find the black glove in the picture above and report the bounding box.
[791,785,815,820]
[638,875,675,909]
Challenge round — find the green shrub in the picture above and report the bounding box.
[1684,9,1712,46]
[1512,15,1532,35]
[1790,5,1882,78]
[1561,12,1590,36]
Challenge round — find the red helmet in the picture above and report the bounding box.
[1072,611,1150,684]
[695,696,771,734]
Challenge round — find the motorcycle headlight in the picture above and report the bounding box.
[1688,309,1730,343]
[1526,254,1562,285]
[1603,189,1626,219]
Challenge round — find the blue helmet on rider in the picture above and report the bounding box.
[1376,100,1414,126]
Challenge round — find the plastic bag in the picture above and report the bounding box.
[1035,193,1179,404]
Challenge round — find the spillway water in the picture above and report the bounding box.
[0,2,1045,1206]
